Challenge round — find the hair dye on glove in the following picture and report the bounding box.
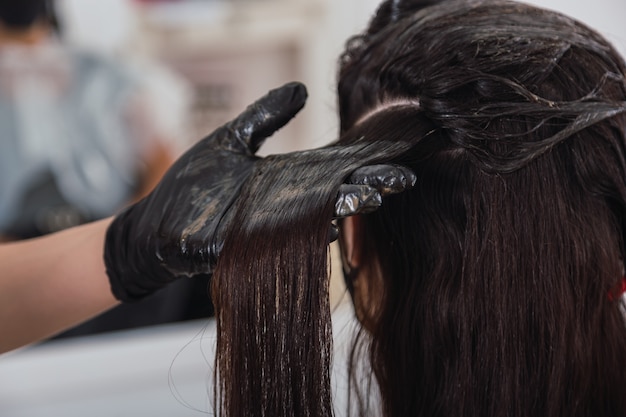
[104,82,416,303]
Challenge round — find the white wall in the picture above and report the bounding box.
[522,0,626,57]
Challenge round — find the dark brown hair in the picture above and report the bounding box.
[211,0,626,415]
[339,0,626,416]
[211,111,431,416]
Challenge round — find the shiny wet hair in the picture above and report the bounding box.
[212,0,626,415]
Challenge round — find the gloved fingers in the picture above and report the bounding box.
[226,82,308,154]
[334,184,382,219]
[347,164,417,196]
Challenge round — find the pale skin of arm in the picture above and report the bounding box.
[0,29,174,351]
[0,142,171,352]
[0,143,170,352]
[0,218,118,354]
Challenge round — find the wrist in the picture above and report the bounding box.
[105,204,180,302]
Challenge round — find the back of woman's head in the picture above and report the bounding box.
[337,0,626,416]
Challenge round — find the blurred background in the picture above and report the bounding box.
[0,0,624,416]
[55,0,625,153]
[55,0,626,155]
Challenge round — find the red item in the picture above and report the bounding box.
[608,277,626,301]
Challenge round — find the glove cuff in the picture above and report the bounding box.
[104,207,173,302]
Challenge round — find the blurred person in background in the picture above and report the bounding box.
[0,0,213,338]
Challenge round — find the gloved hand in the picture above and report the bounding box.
[331,164,417,240]
[105,82,416,302]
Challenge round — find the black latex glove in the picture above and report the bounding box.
[331,164,417,240]
[105,82,416,302]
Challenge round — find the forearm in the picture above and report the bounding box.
[0,218,118,353]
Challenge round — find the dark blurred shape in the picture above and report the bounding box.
[0,0,49,29]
